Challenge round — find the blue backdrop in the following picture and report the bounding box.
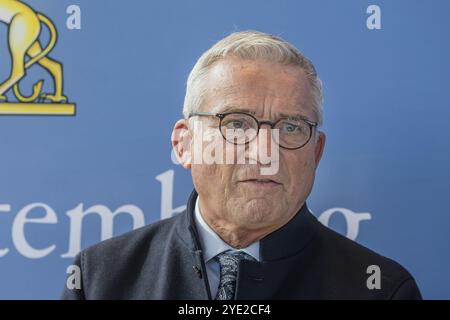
[0,0,449,299]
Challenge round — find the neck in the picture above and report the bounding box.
[197,197,290,248]
[202,214,273,248]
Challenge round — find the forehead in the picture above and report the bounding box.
[202,58,313,118]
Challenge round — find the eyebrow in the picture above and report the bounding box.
[213,105,257,115]
[277,112,311,121]
[214,105,312,122]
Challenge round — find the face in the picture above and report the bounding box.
[173,57,326,238]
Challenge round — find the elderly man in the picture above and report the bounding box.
[62,31,421,300]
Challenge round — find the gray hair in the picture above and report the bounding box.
[183,30,324,126]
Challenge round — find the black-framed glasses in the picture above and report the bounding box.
[188,111,318,150]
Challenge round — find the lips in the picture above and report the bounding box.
[242,178,279,183]
[238,178,282,187]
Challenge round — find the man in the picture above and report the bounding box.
[62,31,422,299]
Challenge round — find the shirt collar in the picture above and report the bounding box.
[194,196,260,263]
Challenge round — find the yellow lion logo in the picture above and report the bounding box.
[0,0,75,115]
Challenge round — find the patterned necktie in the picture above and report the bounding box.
[215,250,256,300]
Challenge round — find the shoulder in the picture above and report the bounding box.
[61,213,187,299]
[81,212,185,262]
[315,221,408,276]
[311,218,422,299]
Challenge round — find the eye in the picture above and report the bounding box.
[222,118,252,130]
[281,122,301,133]
[229,120,244,129]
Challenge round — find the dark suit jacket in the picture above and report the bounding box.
[61,190,422,299]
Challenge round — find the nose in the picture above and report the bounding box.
[259,123,275,156]
[246,122,277,164]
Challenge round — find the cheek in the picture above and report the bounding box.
[192,163,234,192]
[192,163,216,182]
[283,152,316,187]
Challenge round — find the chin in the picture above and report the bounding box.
[236,198,277,223]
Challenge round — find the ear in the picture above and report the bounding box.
[171,119,192,169]
[313,131,326,168]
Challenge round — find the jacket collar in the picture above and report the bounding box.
[176,189,318,262]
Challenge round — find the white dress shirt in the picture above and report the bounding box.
[194,196,260,298]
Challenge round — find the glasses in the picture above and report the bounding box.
[188,111,318,150]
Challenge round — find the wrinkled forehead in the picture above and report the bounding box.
[202,58,315,120]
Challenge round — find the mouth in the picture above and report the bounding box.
[238,178,282,189]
